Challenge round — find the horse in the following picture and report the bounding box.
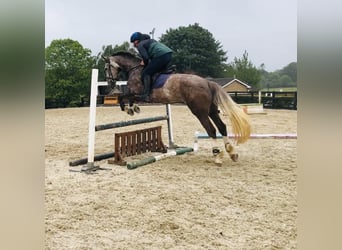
[103,51,251,164]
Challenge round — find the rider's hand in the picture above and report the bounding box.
[140,60,144,66]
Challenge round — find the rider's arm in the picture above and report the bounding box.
[137,39,152,65]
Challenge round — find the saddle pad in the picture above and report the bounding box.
[153,74,172,89]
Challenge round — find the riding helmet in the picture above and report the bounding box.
[130,32,142,42]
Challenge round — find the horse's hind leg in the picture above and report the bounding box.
[196,115,225,166]
[209,105,227,136]
[209,105,238,162]
[188,102,227,165]
[196,114,217,138]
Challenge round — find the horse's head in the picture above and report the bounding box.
[102,56,121,85]
[103,52,144,95]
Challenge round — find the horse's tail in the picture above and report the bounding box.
[209,81,251,144]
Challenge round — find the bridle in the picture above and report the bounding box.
[105,61,142,83]
[104,62,119,84]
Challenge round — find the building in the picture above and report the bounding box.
[209,77,252,92]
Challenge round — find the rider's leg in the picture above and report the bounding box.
[142,75,152,102]
[140,53,172,102]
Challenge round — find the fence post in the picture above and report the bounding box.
[82,69,108,171]
[272,91,276,109]
[83,69,99,171]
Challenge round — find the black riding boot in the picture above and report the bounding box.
[142,75,152,102]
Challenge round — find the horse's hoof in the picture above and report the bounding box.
[214,158,223,166]
[212,147,223,166]
[225,143,234,153]
[133,104,140,113]
[229,153,238,162]
[212,147,220,156]
[126,108,134,116]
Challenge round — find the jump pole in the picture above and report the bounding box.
[193,131,297,152]
[127,147,193,170]
[69,152,114,167]
[95,115,168,131]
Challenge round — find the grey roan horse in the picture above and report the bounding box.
[103,52,251,163]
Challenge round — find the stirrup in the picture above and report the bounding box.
[143,95,151,102]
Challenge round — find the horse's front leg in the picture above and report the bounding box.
[118,95,140,116]
[118,95,134,115]
[119,96,126,111]
[128,97,140,114]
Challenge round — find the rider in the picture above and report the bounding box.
[130,32,173,102]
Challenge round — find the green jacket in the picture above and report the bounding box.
[137,39,172,64]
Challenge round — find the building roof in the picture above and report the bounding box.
[208,77,252,89]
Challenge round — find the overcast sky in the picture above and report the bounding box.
[45,0,297,72]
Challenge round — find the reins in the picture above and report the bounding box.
[106,63,141,82]
[127,64,143,75]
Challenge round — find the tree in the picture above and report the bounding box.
[280,62,297,82]
[226,50,261,89]
[159,23,227,77]
[260,71,281,89]
[45,39,94,107]
[259,62,297,90]
[279,74,294,87]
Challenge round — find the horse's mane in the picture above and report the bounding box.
[111,51,141,62]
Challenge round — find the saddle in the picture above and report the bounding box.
[152,64,176,83]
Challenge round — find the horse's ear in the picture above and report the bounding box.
[102,55,109,62]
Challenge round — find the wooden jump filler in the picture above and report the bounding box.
[109,126,167,165]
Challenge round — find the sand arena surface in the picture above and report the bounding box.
[45,105,297,249]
